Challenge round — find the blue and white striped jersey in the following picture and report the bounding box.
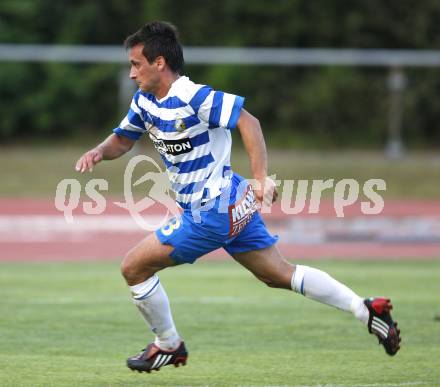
[113,76,245,209]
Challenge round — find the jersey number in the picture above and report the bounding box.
[160,217,181,236]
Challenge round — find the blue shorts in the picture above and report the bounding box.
[156,176,278,264]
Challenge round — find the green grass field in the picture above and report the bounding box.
[1,260,439,386]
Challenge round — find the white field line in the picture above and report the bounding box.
[0,215,163,242]
[0,296,279,305]
[238,382,426,387]
[1,215,440,243]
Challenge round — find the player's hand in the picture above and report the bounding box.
[75,148,103,173]
[253,176,278,207]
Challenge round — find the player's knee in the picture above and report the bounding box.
[120,251,154,284]
[121,250,157,284]
[254,267,293,289]
[256,273,285,289]
[120,255,136,282]
[262,278,279,288]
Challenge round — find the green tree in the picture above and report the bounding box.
[1,0,440,147]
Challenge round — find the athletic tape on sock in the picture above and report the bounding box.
[130,274,160,300]
[291,265,305,295]
[350,296,370,325]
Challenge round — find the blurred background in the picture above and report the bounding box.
[2,0,440,148]
[1,4,440,385]
[1,0,439,260]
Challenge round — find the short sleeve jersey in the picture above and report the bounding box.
[113,76,245,209]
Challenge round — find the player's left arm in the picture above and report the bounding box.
[236,109,278,204]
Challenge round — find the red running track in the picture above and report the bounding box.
[1,198,439,261]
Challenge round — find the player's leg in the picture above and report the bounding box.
[225,212,368,319]
[121,232,177,285]
[232,246,401,355]
[121,232,182,351]
[122,231,190,372]
[231,244,369,322]
[124,211,232,372]
[225,213,401,355]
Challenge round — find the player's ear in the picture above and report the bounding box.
[155,56,166,71]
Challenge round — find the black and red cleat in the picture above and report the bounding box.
[127,341,188,373]
[364,297,401,356]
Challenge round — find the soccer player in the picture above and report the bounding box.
[75,21,401,372]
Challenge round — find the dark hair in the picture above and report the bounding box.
[124,21,184,74]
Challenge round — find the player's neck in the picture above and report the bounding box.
[155,72,180,100]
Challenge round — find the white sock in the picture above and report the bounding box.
[130,275,181,350]
[291,265,369,325]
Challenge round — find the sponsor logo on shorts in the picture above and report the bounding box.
[151,136,193,156]
[228,185,258,237]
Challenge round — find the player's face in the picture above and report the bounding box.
[129,44,160,94]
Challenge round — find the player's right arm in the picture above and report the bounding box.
[75,133,135,173]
